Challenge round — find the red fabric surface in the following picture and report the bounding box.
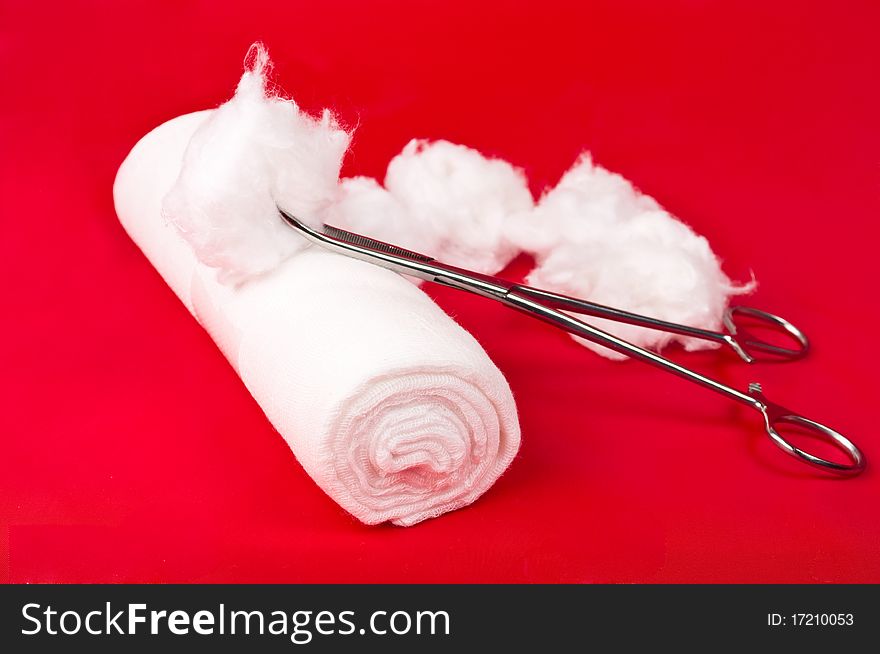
[2,1,878,583]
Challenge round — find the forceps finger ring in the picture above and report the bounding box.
[749,384,864,474]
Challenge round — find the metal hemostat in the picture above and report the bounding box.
[279,208,865,476]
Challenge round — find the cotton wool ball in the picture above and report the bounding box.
[512,155,754,359]
[162,44,350,285]
[384,140,534,274]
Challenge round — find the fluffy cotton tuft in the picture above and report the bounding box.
[326,140,535,276]
[507,155,754,359]
[160,43,750,361]
[382,140,533,273]
[162,44,350,285]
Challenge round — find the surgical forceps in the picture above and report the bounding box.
[279,208,865,476]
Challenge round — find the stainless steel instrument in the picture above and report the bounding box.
[279,208,865,476]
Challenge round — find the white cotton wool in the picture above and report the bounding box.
[507,155,754,359]
[380,140,535,274]
[162,44,350,285]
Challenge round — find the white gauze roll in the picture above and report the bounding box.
[113,116,520,523]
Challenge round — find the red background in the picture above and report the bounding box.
[2,1,878,583]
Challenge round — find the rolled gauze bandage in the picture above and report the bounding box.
[113,111,521,526]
